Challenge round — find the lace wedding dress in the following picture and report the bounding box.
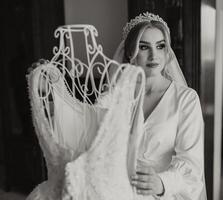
[27,25,146,200]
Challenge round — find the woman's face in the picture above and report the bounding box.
[134,27,168,77]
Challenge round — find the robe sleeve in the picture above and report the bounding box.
[158,89,206,199]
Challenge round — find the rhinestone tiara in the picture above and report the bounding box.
[122,12,170,41]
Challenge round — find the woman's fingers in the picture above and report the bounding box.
[136,189,154,196]
[131,177,156,196]
[132,179,155,196]
[28,62,40,73]
[28,59,48,73]
[132,174,151,182]
[31,62,40,68]
[132,179,153,189]
[38,58,49,65]
[136,166,156,175]
[131,166,164,196]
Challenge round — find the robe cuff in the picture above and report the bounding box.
[158,171,183,198]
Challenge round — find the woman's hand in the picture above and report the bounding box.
[28,58,49,73]
[28,59,49,94]
[131,166,164,196]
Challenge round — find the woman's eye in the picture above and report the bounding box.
[157,43,166,49]
[139,45,148,50]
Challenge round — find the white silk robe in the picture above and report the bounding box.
[136,81,206,200]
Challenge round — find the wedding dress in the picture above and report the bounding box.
[27,64,145,200]
[27,25,146,200]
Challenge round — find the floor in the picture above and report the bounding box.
[0,165,26,200]
[0,189,26,200]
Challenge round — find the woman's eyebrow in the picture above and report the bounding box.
[139,40,150,44]
[139,39,166,44]
[156,39,165,44]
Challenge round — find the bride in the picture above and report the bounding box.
[113,12,207,199]
[27,12,206,200]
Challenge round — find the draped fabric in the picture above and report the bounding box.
[26,63,146,200]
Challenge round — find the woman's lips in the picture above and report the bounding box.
[146,63,159,68]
